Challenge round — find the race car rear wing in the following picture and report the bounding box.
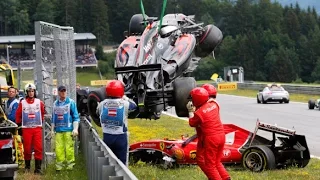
[115,64,166,112]
[249,119,296,147]
[257,120,296,136]
[115,64,162,74]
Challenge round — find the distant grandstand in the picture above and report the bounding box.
[0,33,97,70]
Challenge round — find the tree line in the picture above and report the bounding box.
[1,0,320,82]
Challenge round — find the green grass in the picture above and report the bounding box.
[75,70,103,86]
[13,67,102,87]
[16,153,87,180]
[90,115,320,180]
[218,89,318,102]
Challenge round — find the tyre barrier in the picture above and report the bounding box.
[79,116,138,180]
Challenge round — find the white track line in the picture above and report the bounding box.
[162,110,320,159]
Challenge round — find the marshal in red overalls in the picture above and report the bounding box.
[187,87,230,180]
[16,83,45,174]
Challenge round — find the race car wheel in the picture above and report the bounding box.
[195,24,223,57]
[296,158,310,168]
[173,77,197,117]
[262,96,267,104]
[129,151,141,164]
[77,89,89,116]
[129,14,148,35]
[257,96,261,104]
[308,100,315,109]
[87,87,106,127]
[242,145,276,172]
[284,100,289,104]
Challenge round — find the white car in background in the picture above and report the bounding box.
[257,84,290,104]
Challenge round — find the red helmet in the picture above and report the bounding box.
[190,87,209,107]
[202,84,217,97]
[106,80,124,98]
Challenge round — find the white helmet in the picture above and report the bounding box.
[24,83,36,94]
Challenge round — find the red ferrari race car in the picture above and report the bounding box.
[129,120,310,172]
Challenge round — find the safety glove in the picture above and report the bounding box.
[186,101,195,118]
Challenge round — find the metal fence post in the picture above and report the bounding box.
[109,176,124,180]
[79,117,138,180]
[97,157,109,180]
[88,142,98,180]
[101,165,116,180]
[93,151,104,180]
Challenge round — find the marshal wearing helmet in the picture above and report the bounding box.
[202,83,217,99]
[96,80,137,166]
[15,83,45,174]
[187,87,230,180]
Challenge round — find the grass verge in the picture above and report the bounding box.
[218,89,318,102]
[91,115,320,180]
[16,153,87,180]
[13,67,102,87]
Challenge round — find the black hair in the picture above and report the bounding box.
[8,86,16,91]
[26,89,37,98]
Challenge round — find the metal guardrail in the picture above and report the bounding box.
[237,82,320,95]
[197,81,320,95]
[79,116,138,180]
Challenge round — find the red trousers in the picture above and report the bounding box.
[197,134,230,180]
[22,127,43,160]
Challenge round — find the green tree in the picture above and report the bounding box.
[33,0,55,23]
[91,0,110,45]
[54,0,78,27]
[283,10,300,41]
[311,58,320,82]
[265,47,296,82]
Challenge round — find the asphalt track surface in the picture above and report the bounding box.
[164,94,320,157]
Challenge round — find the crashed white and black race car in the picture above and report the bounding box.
[84,0,223,126]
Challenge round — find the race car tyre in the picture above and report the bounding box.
[87,87,106,127]
[242,145,276,172]
[129,14,148,35]
[295,158,310,168]
[284,100,289,104]
[262,96,267,104]
[195,24,223,57]
[308,100,315,109]
[129,151,141,164]
[76,89,89,116]
[173,77,197,117]
[257,96,261,104]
